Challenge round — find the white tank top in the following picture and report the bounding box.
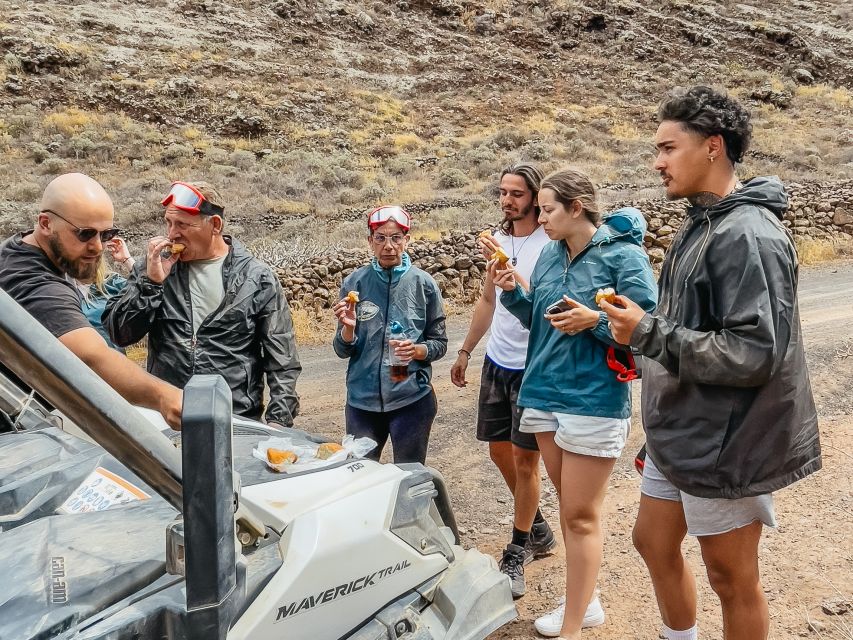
[485,224,551,370]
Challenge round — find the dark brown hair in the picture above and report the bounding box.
[657,85,752,164]
[499,162,544,234]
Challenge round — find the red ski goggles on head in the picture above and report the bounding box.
[606,347,639,382]
[161,182,224,217]
[367,205,411,232]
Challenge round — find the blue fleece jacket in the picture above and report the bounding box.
[501,208,658,418]
[333,254,448,412]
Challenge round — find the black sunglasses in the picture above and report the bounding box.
[41,209,122,243]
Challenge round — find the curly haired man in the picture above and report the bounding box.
[603,86,820,640]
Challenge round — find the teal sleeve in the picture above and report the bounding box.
[500,284,535,330]
[591,247,658,346]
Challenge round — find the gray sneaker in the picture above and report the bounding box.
[525,520,557,564]
[499,543,526,598]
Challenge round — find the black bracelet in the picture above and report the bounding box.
[458,348,471,360]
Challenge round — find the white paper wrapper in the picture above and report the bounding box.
[253,435,377,473]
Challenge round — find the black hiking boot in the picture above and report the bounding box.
[524,519,557,564]
[499,543,526,599]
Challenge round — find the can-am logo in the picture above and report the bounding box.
[50,556,68,604]
[276,559,412,621]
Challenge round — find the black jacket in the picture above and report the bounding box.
[631,177,820,498]
[104,237,301,426]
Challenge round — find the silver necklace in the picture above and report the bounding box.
[510,229,536,266]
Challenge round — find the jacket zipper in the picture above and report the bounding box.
[181,266,197,374]
[378,271,393,413]
[561,233,616,283]
[660,212,710,316]
[667,215,697,283]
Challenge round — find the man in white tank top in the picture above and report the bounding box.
[450,163,555,598]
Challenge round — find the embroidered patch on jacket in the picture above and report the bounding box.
[357,301,380,321]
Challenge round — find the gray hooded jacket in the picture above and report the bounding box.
[631,177,820,498]
[104,237,301,426]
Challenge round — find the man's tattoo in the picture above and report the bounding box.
[688,191,723,207]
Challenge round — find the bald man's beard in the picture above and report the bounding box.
[47,233,100,281]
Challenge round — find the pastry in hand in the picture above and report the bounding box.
[595,287,617,306]
[492,246,510,268]
[160,242,186,259]
[267,448,298,466]
[346,290,359,305]
[316,442,345,460]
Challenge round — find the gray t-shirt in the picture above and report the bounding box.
[188,256,226,335]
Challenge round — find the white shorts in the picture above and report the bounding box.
[518,408,630,458]
[641,454,777,537]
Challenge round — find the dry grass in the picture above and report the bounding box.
[444,299,474,318]
[291,306,336,346]
[795,84,853,109]
[795,238,853,266]
[411,229,444,242]
[43,108,100,135]
[389,177,438,203]
[125,344,148,367]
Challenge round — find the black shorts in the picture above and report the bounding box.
[476,355,538,451]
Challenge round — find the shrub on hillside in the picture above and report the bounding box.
[206,147,230,163]
[9,181,42,202]
[27,142,50,163]
[360,182,387,202]
[521,140,550,161]
[160,143,194,164]
[229,149,256,169]
[67,135,96,159]
[249,236,342,269]
[437,167,469,189]
[461,146,500,179]
[488,129,526,151]
[384,155,417,176]
[38,157,67,175]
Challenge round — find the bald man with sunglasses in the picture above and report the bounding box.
[105,181,302,429]
[0,173,183,429]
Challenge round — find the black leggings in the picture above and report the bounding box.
[345,390,438,465]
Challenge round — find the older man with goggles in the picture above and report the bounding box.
[105,180,302,429]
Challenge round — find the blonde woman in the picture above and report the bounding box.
[77,237,133,351]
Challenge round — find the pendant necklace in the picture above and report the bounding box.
[510,231,534,267]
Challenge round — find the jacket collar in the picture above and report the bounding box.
[686,176,788,221]
[371,252,411,283]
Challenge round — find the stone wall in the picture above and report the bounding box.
[629,180,853,264]
[277,180,853,311]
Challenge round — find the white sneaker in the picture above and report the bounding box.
[534,595,605,636]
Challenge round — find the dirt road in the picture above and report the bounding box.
[294,261,853,640]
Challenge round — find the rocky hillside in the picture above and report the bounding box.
[1,0,851,256]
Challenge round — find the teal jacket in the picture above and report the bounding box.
[333,254,447,412]
[81,273,127,352]
[501,208,658,418]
